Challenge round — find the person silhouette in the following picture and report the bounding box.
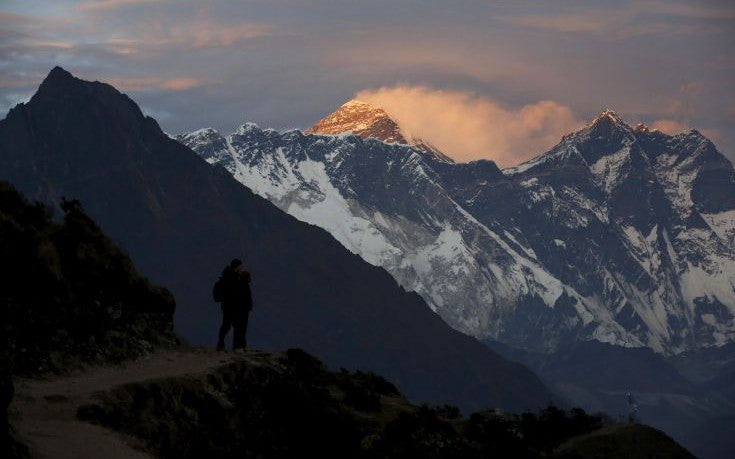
[214,258,253,351]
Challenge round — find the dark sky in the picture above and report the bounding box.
[1,0,733,165]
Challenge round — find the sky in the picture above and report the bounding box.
[1,0,733,166]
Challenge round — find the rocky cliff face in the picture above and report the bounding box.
[180,108,735,355]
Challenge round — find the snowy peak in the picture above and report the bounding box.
[633,122,654,134]
[504,108,638,176]
[177,127,221,141]
[306,99,408,144]
[589,108,626,127]
[306,99,455,163]
[174,127,228,164]
[583,108,636,143]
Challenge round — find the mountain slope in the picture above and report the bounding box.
[180,108,735,355]
[0,67,553,412]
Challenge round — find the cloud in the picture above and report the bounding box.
[500,1,733,39]
[3,4,274,58]
[650,119,688,134]
[501,14,609,33]
[134,21,273,50]
[76,0,165,12]
[702,129,722,143]
[355,85,583,167]
[104,76,207,91]
[640,0,735,20]
[503,13,715,39]
[0,73,42,88]
[86,21,273,56]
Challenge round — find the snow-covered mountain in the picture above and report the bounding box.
[177,106,735,355]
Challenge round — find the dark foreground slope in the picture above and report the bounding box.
[555,423,695,459]
[1,181,177,457]
[76,348,644,459]
[0,67,552,412]
[9,344,691,459]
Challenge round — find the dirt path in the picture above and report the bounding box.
[9,348,265,459]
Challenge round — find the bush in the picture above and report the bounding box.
[0,182,177,375]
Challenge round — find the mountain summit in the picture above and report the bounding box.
[306,99,407,143]
[307,99,454,162]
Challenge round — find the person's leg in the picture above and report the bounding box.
[232,312,248,350]
[241,311,249,348]
[217,308,232,351]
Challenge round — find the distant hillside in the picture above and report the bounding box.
[486,338,735,459]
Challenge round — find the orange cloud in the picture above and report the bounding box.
[356,85,582,167]
[702,129,722,143]
[650,119,688,134]
[104,76,206,91]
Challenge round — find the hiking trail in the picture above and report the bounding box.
[9,348,259,458]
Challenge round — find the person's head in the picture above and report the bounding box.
[229,258,244,272]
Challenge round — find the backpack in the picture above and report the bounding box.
[212,278,225,302]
